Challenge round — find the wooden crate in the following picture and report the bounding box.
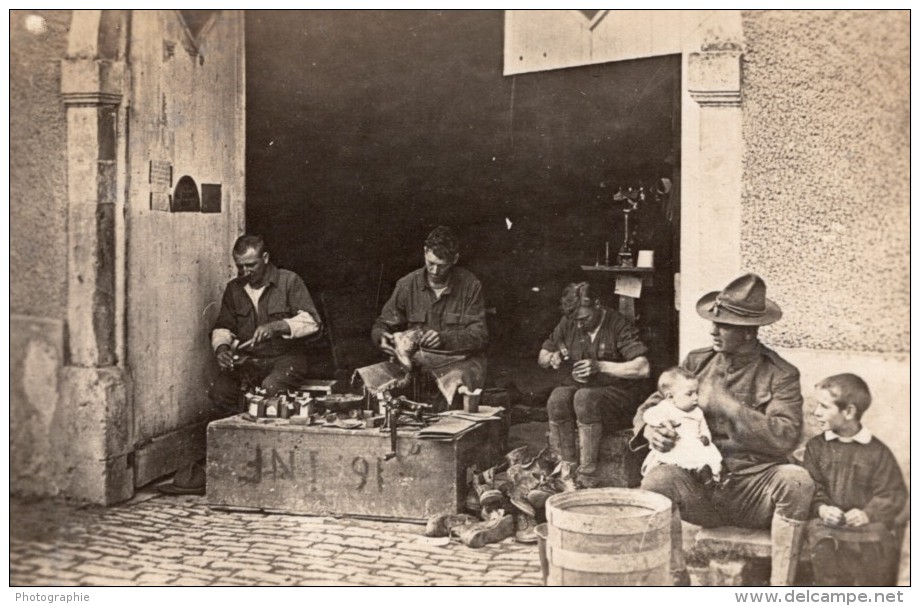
[206,415,505,521]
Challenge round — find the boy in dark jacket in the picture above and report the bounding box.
[802,373,907,586]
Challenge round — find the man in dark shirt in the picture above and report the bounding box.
[209,235,322,411]
[159,235,322,496]
[371,226,487,408]
[538,282,650,488]
[631,274,815,586]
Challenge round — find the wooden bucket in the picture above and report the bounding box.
[545,488,673,586]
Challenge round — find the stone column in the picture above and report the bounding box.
[680,48,744,354]
[59,41,133,504]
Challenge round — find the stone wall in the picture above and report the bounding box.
[10,10,70,318]
[741,9,909,487]
[741,10,909,353]
[10,11,72,498]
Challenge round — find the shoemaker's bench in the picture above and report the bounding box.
[206,414,505,522]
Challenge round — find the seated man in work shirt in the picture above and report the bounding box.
[160,234,322,496]
[538,282,650,488]
[209,234,323,411]
[371,226,488,409]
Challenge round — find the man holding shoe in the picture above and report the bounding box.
[208,234,323,412]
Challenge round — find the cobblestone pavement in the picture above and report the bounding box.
[10,492,543,587]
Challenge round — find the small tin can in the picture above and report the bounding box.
[248,395,265,417]
[296,397,313,417]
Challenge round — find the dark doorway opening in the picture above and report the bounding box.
[246,11,680,400]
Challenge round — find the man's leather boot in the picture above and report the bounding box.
[770,514,806,586]
[576,422,604,488]
[551,461,579,493]
[425,513,479,538]
[472,469,506,511]
[548,420,578,463]
[513,511,539,544]
[458,514,515,548]
[669,506,690,586]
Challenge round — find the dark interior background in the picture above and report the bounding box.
[246,10,680,390]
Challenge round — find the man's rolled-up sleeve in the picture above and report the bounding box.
[287,276,321,332]
[211,328,234,352]
[283,310,320,339]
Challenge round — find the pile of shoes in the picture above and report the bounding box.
[425,445,579,548]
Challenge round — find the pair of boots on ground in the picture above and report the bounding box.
[426,446,569,548]
[548,419,604,489]
[669,508,807,587]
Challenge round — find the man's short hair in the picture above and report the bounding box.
[815,373,872,419]
[424,226,459,259]
[658,366,697,397]
[560,282,596,317]
[233,235,266,257]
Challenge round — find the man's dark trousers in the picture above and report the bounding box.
[209,353,310,413]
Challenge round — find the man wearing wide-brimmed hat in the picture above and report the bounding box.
[631,274,815,586]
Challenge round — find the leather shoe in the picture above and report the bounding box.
[425,513,479,538]
[458,514,514,548]
[513,512,539,544]
[157,462,205,496]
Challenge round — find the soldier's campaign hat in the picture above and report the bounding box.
[696,273,782,326]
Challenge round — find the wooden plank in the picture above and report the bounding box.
[581,265,655,273]
[134,419,209,486]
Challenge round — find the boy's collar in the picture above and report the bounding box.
[824,426,872,444]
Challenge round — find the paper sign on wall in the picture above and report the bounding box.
[614,275,643,299]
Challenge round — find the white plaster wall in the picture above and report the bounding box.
[504,10,737,76]
[740,10,909,353]
[125,11,245,446]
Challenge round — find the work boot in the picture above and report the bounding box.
[458,514,515,548]
[504,445,531,466]
[576,422,604,488]
[770,514,806,586]
[513,512,539,544]
[551,461,579,493]
[425,513,479,538]
[510,495,535,518]
[669,506,690,586]
[527,488,553,510]
[471,472,505,511]
[548,420,578,464]
[465,470,482,513]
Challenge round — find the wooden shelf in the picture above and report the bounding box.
[580,265,655,273]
